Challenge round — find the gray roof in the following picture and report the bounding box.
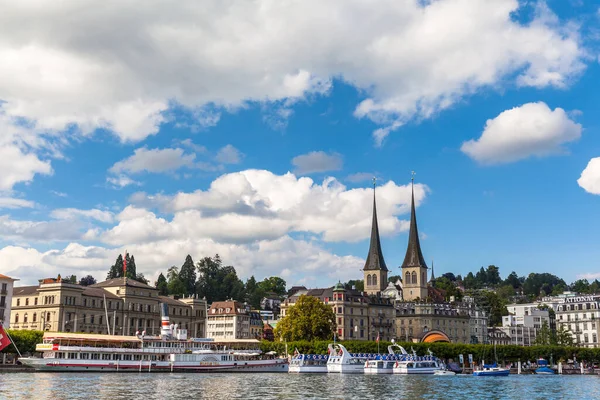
[92,278,156,290]
[82,287,121,299]
[12,286,39,296]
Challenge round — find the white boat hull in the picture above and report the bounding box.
[327,363,365,374]
[288,365,328,373]
[393,367,440,374]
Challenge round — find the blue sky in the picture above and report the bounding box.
[0,0,599,287]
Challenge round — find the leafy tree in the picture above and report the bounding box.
[155,273,168,296]
[179,255,197,295]
[555,325,574,346]
[388,275,401,283]
[1,330,43,354]
[590,280,600,294]
[125,254,137,279]
[464,272,477,290]
[571,279,590,294]
[258,277,287,296]
[274,295,336,341]
[245,276,264,309]
[135,273,149,285]
[533,321,552,345]
[343,279,364,291]
[504,271,522,289]
[486,265,502,286]
[432,277,463,301]
[441,272,456,282]
[495,285,515,301]
[106,254,124,280]
[78,275,97,286]
[522,273,566,298]
[167,266,186,295]
[468,290,508,326]
[63,275,77,284]
[196,255,244,302]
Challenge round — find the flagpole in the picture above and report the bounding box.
[4,329,22,358]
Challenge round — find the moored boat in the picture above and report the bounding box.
[534,359,555,375]
[289,350,328,373]
[326,343,376,374]
[393,348,443,375]
[472,363,510,377]
[364,355,398,374]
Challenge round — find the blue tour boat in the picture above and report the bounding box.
[473,363,510,377]
[535,359,555,375]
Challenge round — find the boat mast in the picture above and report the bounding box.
[104,294,111,335]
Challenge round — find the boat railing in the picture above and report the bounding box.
[47,345,189,354]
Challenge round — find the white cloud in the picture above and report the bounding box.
[0,197,35,209]
[109,147,196,175]
[578,157,600,195]
[577,272,600,281]
[461,102,582,164]
[0,0,585,151]
[215,145,244,164]
[50,190,68,197]
[106,175,142,189]
[292,151,343,174]
[51,208,114,224]
[0,215,83,242]
[124,169,426,244]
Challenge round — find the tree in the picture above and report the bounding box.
[1,330,43,355]
[258,277,287,296]
[155,273,168,296]
[464,272,477,289]
[167,266,186,295]
[441,272,456,282]
[504,271,521,289]
[125,254,137,279]
[274,295,336,341]
[522,273,566,298]
[63,275,77,284]
[79,275,97,286]
[107,254,124,279]
[245,276,264,309]
[555,324,574,346]
[571,279,590,294]
[179,255,197,295]
[486,265,502,286]
[135,273,149,285]
[495,285,515,301]
[432,277,463,301]
[533,321,552,345]
[343,279,364,291]
[196,255,245,302]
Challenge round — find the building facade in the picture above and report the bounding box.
[206,300,263,340]
[487,327,511,346]
[554,294,600,348]
[395,302,470,344]
[495,303,551,346]
[455,296,489,344]
[11,277,206,337]
[0,274,18,329]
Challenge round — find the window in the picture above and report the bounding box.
[25,298,29,306]
[405,272,410,284]
[411,271,417,285]
[46,312,51,321]
[14,314,19,323]
[422,272,425,284]
[373,275,377,286]
[24,314,28,323]
[34,298,38,305]
[16,299,20,306]
[367,274,372,286]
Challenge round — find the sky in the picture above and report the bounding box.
[1,0,599,288]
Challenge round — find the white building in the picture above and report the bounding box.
[498,303,550,346]
[206,300,251,340]
[0,274,18,329]
[554,295,600,348]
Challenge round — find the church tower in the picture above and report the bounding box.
[401,173,428,301]
[363,178,388,295]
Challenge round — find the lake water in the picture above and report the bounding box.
[1,373,599,399]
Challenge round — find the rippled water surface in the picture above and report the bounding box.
[1,373,599,400]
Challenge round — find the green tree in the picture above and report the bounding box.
[167,266,186,295]
[274,295,336,341]
[106,254,123,279]
[495,284,515,301]
[590,280,600,294]
[486,265,502,286]
[571,279,590,294]
[179,255,197,295]
[155,273,168,296]
[343,279,364,291]
[1,330,44,354]
[63,275,77,284]
[125,254,137,279]
[522,273,566,298]
[468,290,508,326]
[196,255,245,302]
[534,321,552,345]
[441,272,456,282]
[245,276,264,309]
[555,325,574,346]
[432,276,463,301]
[504,271,521,289]
[258,277,287,296]
[78,275,97,286]
[464,272,477,289]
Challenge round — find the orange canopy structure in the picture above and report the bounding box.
[420,330,451,343]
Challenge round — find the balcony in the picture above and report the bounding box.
[0,289,7,295]
[371,321,393,328]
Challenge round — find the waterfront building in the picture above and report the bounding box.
[487,327,511,346]
[494,303,550,346]
[10,277,207,336]
[455,296,489,344]
[263,323,274,341]
[554,294,600,348]
[395,302,470,343]
[0,274,18,329]
[281,285,396,342]
[206,300,256,340]
[260,295,282,317]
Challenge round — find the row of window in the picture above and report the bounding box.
[404,271,426,285]
[14,312,51,324]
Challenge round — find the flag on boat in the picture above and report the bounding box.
[0,325,12,352]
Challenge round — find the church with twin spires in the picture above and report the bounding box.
[363,175,429,301]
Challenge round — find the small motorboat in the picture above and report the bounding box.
[433,369,456,376]
[473,363,510,377]
[534,359,555,375]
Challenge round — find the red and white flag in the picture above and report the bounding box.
[0,325,12,352]
[376,333,380,343]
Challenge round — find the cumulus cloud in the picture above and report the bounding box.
[106,175,142,189]
[578,157,600,195]
[346,172,376,183]
[0,197,35,209]
[0,0,585,155]
[215,145,244,164]
[109,147,196,175]
[50,208,114,224]
[461,102,582,164]
[292,151,343,174]
[0,215,83,242]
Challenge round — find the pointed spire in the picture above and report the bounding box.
[430,259,435,282]
[364,177,388,271]
[401,172,427,269]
